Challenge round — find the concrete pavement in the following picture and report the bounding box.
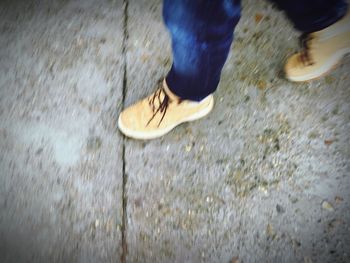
[1,0,349,262]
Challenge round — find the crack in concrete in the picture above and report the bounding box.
[120,0,129,262]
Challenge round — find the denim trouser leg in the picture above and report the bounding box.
[163,0,348,101]
[163,0,241,101]
[270,0,348,33]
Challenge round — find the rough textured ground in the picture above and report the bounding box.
[1,0,349,262]
[0,0,124,262]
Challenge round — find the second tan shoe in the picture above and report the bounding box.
[285,10,350,82]
[118,80,214,140]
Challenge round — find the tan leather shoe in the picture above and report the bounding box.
[285,10,350,82]
[118,80,214,140]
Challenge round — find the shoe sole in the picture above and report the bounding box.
[118,96,214,140]
[286,47,350,82]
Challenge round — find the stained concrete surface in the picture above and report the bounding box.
[1,0,350,262]
[124,0,350,262]
[0,0,124,262]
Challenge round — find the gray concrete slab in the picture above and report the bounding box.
[0,0,124,262]
[125,0,350,262]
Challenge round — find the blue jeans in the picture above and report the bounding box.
[163,0,348,101]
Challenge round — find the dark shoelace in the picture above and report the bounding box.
[147,83,172,127]
[299,33,315,66]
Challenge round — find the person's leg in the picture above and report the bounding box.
[270,0,348,33]
[118,0,241,139]
[270,0,350,82]
[163,0,241,101]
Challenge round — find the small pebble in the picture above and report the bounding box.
[335,196,343,204]
[276,204,285,214]
[266,223,275,239]
[255,13,264,23]
[290,197,298,204]
[322,201,334,212]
